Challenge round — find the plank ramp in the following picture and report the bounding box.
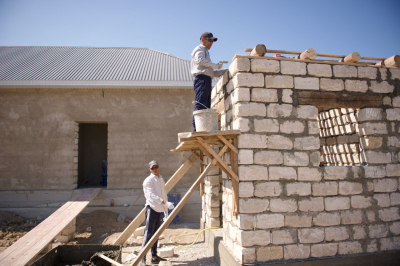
[0,188,101,266]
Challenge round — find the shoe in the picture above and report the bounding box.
[139,258,146,266]
[151,255,167,264]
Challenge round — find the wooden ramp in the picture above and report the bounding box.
[0,188,101,266]
[128,130,240,266]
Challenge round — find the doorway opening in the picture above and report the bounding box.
[78,123,108,187]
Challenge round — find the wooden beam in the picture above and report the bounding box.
[196,137,239,182]
[376,55,400,67]
[297,91,382,108]
[131,162,214,266]
[112,153,197,245]
[342,52,361,63]
[190,150,202,165]
[218,135,238,155]
[180,152,201,174]
[300,48,317,60]
[98,254,124,266]
[249,44,267,57]
[230,136,239,216]
[199,151,204,197]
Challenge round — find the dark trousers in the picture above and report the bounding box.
[192,74,212,129]
[141,205,163,257]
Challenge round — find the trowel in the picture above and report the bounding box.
[117,193,143,222]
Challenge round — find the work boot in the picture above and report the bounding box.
[139,257,146,266]
[151,255,167,264]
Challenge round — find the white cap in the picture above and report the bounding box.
[148,160,159,168]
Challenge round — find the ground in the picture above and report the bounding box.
[0,211,219,266]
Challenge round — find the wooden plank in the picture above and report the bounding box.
[180,152,201,174]
[196,137,239,182]
[112,153,197,245]
[218,136,238,155]
[199,151,204,197]
[131,162,214,266]
[98,254,124,266]
[297,91,382,108]
[0,188,101,266]
[178,130,240,143]
[231,137,239,216]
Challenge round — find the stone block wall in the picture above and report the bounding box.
[207,56,400,264]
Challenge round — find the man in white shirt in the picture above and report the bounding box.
[140,161,174,266]
[191,32,227,131]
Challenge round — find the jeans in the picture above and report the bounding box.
[141,205,163,257]
[192,74,212,129]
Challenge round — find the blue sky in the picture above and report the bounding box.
[0,0,399,64]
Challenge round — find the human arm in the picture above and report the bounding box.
[143,178,164,205]
[213,69,228,78]
[192,48,222,70]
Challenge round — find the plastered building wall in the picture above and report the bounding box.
[202,57,400,264]
[0,88,201,220]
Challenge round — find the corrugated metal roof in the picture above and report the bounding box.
[0,46,194,84]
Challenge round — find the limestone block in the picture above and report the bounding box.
[238,149,253,165]
[380,236,400,251]
[311,243,338,257]
[351,195,372,209]
[284,244,310,260]
[233,244,256,264]
[280,120,305,134]
[312,182,338,196]
[370,81,394,93]
[379,207,400,222]
[231,88,251,105]
[380,68,388,80]
[238,165,268,181]
[360,136,383,149]
[256,246,283,262]
[393,96,400,107]
[341,210,363,225]
[358,66,377,79]
[232,117,250,132]
[282,89,293,103]
[388,136,400,147]
[358,122,388,135]
[344,80,368,92]
[254,150,283,165]
[256,214,284,229]
[325,197,350,211]
[390,193,400,206]
[294,136,319,150]
[251,88,278,103]
[296,105,318,119]
[238,134,267,149]
[299,197,324,212]
[272,229,297,244]
[390,221,400,235]
[298,167,322,181]
[251,59,280,73]
[363,165,386,178]
[269,198,297,213]
[333,65,357,78]
[265,75,294,88]
[254,118,279,132]
[367,239,379,253]
[338,241,363,255]
[234,102,266,117]
[363,151,391,164]
[373,179,398,193]
[158,247,175,258]
[312,213,338,229]
[239,182,254,198]
[298,228,324,244]
[320,78,344,91]
[383,96,392,106]
[358,108,383,121]
[286,182,311,196]
[229,57,250,77]
[240,198,269,214]
[387,108,400,121]
[267,135,293,150]
[284,152,309,166]
[391,68,400,80]
[238,230,271,246]
[285,215,312,228]
[269,166,297,180]
[267,103,293,118]
[386,164,400,177]
[308,121,319,135]
[367,211,376,222]
[281,61,307,75]
[307,63,332,77]
[233,73,264,88]
[339,182,363,195]
[369,224,389,238]
[294,77,320,90]
[205,175,220,186]
[323,166,348,180]
[349,227,366,241]
[237,214,255,230]
[374,194,390,208]
[254,182,282,197]
[206,207,220,218]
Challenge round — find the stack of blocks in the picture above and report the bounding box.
[201,56,400,264]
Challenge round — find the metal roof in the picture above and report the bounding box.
[0,46,194,89]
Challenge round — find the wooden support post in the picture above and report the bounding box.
[299,48,317,60]
[376,55,400,67]
[230,136,239,216]
[218,136,238,154]
[199,151,204,196]
[113,153,198,245]
[131,163,214,266]
[342,52,361,63]
[180,152,201,174]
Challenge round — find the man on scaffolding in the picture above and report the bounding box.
[191,32,228,131]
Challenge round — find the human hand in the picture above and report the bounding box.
[215,63,223,70]
[165,202,175,210]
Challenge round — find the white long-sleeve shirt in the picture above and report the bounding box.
[191,44,225,78]
[143,173,168,213]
